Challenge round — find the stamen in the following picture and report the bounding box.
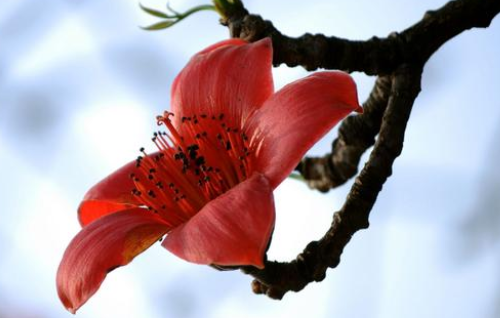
[132,110,253,226]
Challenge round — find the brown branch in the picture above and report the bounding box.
[220,0,500,300]
[224,0,500,75]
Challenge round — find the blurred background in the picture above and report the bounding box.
[1,0,499,317]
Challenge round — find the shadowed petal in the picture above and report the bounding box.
[162,173,275,269]
[57,208,170,313]
[244,71,361,189]
[171,38,274,128]
[78,160,140,226]
[78,151,163,226]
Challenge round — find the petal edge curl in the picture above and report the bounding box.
[57,208,170,313]
[244,71,361,189]
[162,173,275,268]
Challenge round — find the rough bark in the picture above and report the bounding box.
[220,0,500,299]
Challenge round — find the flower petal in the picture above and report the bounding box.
[162,173,275,269]
[57,208,170,314]
[78,159,143,226]
[171,38,274,128]
[244,71,361,189]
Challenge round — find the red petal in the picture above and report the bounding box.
[57,208,169,314]
[171,38,274,128]
[79,160,141,226]
[196,38,248,54]
[162,173,275,269]
[244,71,361,189]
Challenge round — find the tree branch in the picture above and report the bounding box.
[223,0,500,75]
[221,0,500,300]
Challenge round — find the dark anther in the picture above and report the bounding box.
[226,141,232,151]
[221,123,226,128]
[181,116,187,123]
[187,145,200,160]
[195,156,206,166]
[149,168,156,173]
[153,132,158,137]
[139,147,145,152]
[195,133,201,139]
[156,182,164,189]
[233,128,238,133]
[219,113,224,120]
[200,114,207,119]
[148,190,156,198]
[148,174,154,180]
[217,133,222,140]
[174,152,186,160]
[202,132,208,137]
[211,115,216,120]
[174,189,180,194]
[129,173,135,179]
[161,205,166,209]
[204,176,211,181]
[168,182,175,188]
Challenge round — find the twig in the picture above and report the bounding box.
[223,0,500,299]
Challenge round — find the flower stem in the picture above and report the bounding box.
[288,173,306,183]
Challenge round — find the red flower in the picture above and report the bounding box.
[56,38,361,313]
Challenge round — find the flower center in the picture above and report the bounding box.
[130,111,252,225]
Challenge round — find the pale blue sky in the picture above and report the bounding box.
[1,1,499,317]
